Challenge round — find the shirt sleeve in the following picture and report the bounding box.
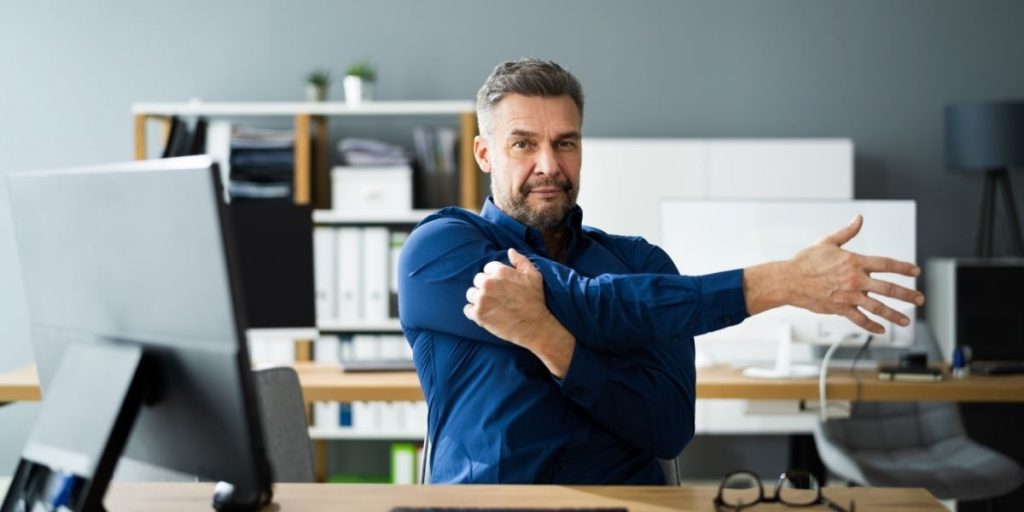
[557,338,696,459]
[398,216,517,346]
[527,246,748,354]
[552,238,699,459]
[398,216,749,352]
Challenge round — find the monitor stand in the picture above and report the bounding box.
[0,342,271,512]
[1,342,147,512]
[742,323,820,379]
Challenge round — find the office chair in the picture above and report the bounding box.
[658,457,681,486]
[252,366,316,483]
[813,401,1024,502]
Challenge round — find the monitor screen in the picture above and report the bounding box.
[7,156,272,509]
[660,199,917,348]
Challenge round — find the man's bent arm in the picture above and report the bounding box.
[400,216,747,353]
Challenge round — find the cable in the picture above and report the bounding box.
[848,335,874,415]
[818,337,845,422]
[817,333,874,422]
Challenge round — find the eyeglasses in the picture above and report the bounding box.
[714,470,854,512]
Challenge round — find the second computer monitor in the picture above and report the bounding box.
[660,199,917,347]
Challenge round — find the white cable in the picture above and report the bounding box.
[818,336,847,422]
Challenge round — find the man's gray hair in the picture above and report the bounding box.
[475,58,584,138]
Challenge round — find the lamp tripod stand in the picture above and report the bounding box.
[976,168,1024,257]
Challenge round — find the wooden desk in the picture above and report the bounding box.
[0,480,944,511]
[4,363,1024,404]
[0,366,41,403]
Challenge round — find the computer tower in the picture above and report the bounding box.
[925,257,1024,363]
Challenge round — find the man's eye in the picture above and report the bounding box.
[512,141,529,149]
[559,140,578,149]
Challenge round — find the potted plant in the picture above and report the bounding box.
[343,60,377,105]
[305,68,331,102]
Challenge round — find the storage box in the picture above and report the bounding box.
[331,166,412,213]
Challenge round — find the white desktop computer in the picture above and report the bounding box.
[660,199,917,379]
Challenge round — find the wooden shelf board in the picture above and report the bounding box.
[133,100,474,117]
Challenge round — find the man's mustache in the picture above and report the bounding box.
[521,178,572,195]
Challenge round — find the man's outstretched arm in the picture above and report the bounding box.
[465,215,924,377]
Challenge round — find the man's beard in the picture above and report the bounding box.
[502,176,578,230]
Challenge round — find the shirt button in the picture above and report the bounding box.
[570,387,584,398]
[723,315,733,325]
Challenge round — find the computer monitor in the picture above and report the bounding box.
[4,156,273,511]
[660,199,917,378]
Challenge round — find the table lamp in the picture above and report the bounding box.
[945,101,1024,257]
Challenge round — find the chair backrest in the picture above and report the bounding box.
[658,457,681,486]
[819,401,965,452]
[252,367,316,483]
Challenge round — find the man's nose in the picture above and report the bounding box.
[534,144,560,176]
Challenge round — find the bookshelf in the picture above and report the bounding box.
[131,100,483,210]
[131,100,468,483]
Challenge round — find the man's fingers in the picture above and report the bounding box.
[858,296,911,327]
[844,305,885,334]
[822,214,863,247]
[863,278,925,306]
[465,286,479,305]
[473,272,487,289]
[483,260,508,275]
[860,255,921,278]
[463,303,478,323]
[508,248,538,274]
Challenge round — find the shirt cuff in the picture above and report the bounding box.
[556,342,611,409]
[700,269,749,331]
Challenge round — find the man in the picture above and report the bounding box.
[398,58,923,484]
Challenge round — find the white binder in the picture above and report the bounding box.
[336,227,363,321]
[362,227,390,322]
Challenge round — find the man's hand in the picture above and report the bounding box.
[744,215,925,334]
[464,248,575,377]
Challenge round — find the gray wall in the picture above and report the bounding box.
[2,0,1023,475]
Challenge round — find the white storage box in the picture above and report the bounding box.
[332,166,412,213]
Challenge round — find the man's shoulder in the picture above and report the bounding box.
[412,206,490,237]
[582,225,656,250]
[582,225,676,274]
[402,207,497,258]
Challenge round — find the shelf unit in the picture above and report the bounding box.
[317,319,403,333]
[131,100,483,210]
[131,101,466,482]
[308,427,423,442]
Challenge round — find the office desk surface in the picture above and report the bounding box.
[0,366,40,402]
[0,480,944,511]
[4,363,1024,404]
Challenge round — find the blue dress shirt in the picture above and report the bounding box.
[398,198,749,484]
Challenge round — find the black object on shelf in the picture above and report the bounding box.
[228,202,315,330]
[945,101,1024,257]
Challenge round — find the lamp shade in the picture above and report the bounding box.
[944,101,1024,170]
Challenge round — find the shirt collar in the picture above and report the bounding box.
[480,196,585,248]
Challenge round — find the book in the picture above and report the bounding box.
[390,443,417,484]
[877,365,943,382]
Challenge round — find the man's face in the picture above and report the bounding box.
[474,94,582,230]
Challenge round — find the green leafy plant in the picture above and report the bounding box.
[306,68,332,87]
[345,60,377,82]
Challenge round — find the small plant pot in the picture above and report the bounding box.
[343,76,374,105]
[306,84,328,102]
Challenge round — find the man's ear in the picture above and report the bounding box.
[474,135,492,174]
